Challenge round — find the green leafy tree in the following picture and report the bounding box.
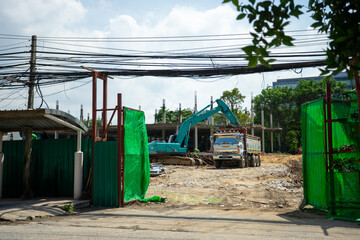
[214,88,248,125]
[220,88,245,111]
[155,108,193,123]
[254,77,348,153]
[223,0,360,78]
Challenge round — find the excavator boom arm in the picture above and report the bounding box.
[174,99,240,146]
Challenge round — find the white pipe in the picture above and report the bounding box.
[73,151,83,199]
[77,131,82,152]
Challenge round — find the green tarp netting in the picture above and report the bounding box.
[302,96,360,222]
[124,108,161,203]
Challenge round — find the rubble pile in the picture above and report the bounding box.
[283,159,303,183]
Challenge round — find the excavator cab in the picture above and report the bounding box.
[168,134,177,143]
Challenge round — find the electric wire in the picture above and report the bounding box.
[0,29,330,92]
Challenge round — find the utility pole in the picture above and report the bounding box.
[251,93,254,136]
[80,104,84,122]
[162,99,166,141]
[194,91,198,150]
[210,96,214,152]
[176,103,182,135]
[22,35,37,199]
[154,109,158,123]
[27,35,37,109]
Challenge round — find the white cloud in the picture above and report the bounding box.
[1,0,87,35]
[155,5,244,35]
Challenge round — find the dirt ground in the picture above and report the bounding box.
[135,153,304,211]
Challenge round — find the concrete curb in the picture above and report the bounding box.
[0,199,90,222]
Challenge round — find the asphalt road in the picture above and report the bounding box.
[0,207,359,239]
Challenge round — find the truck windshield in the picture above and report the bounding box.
[214,137,237,145]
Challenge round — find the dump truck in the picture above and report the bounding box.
[212,127,261,169]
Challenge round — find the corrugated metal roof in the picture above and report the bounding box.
[0,109,88,132]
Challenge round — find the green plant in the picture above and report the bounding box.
[61,203,74,213]
[333,158,360,172]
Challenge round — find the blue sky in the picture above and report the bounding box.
[0,0,322,123]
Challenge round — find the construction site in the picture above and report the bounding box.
[0,1,360,238]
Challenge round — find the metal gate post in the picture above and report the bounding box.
[91,72,97,205]
[117,94,124,207]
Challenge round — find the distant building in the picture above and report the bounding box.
[272,72,353,89]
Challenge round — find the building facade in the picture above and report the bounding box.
[272,72,353,89]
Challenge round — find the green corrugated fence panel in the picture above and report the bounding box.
[302,95,360,221]
[32,138,75,197]
[2,140,25,198]
[327,172,360,221]
[82,138,92,190]
[93,141,118,207]
[2,138,92,198]
[301,99,327,209]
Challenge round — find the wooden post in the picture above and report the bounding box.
[22,128,33,199]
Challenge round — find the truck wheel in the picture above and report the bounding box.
[249,155,255,167]
[239,157,244,168]
[258,155,261,166]
[254,155,259,167]
[215,161,222,169]
[245,155,250,167]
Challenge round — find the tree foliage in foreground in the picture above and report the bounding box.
[253,77,349,153]
[223,0,360,78]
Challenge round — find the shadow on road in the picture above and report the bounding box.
[278,209,359,236]
[79,207,359,235]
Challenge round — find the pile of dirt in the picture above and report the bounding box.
[261,153,302,163]
[137,154,304,211]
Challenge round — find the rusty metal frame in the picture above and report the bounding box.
[87,67,147,207]
[117,94,124,207]
[325,83,334,172]
[90,70,120,206]
[325,83,337,215]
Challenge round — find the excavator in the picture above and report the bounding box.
[148,99,240,155]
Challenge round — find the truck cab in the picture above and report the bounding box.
[213,132,245,168]
[212,127,261,169]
